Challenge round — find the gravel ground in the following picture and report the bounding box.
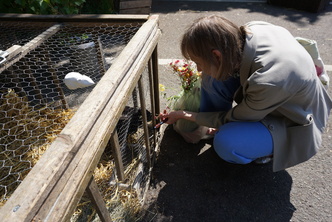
[141,2,332,221]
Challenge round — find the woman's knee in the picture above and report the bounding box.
[213,131,253,164]
[213,122,273,164]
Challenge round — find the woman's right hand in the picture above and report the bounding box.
[158,110,197,125]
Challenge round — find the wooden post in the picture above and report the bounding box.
[46,50,69,110]
[97,36,107,73]
[138,76,151,168]
[110,131,125,181]
[148,58,157,147]
[151,47,160,115]
[86,176,113,222]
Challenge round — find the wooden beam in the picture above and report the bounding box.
[138,76,151,168]
[110,131,125,181]
[0,13,149,22]
[148,58,157,147]
[119,0,151,14]
[120,8,151,15]
[152,47,160,115]
[86,177,113,222]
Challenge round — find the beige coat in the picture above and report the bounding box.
[196,22,332,172]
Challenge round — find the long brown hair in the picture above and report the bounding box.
[181,15,246,80]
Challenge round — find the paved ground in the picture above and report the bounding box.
[141,1,332,221]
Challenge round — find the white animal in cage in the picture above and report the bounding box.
[64,72,95,90]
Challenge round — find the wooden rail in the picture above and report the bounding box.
[0,15,161,222]
[0,13,149,22]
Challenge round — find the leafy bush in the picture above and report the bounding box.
[0,0,86,14]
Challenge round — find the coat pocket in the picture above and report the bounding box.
[286,114,317,163]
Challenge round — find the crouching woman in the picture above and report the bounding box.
[159,15,332,172]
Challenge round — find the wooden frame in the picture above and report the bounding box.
[119,0,152,14]
[0,14,161,222]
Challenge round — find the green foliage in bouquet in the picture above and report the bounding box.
[168,60,202,132]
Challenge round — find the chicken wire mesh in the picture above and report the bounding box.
[0,19,148,206]
[73,66,155,221]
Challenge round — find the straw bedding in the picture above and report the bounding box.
[1,88,142,221]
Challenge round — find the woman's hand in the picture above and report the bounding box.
[158,110,198,125]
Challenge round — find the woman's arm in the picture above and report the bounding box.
[159,110,198,125]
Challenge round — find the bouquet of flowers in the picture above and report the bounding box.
[168,59,202,132]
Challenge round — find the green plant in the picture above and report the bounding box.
[0,0,86,14]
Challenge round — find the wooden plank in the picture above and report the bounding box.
[110,131,125,181]
[120,8,151,14]
[5,45,22,58]
[152,48,160,115]
[138,76,152,168]
[120,0,152,8]
[148,58,157,147]
[46,51,69,110]
[119,0,151,14]
[0,13,149,22]
[86,177,113,222]
[0,15,160,222]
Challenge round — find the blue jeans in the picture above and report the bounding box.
[200,75,240,112]
[200,75,273,164]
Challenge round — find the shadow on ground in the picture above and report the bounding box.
[152,1,330,24]
[141,126,295,222]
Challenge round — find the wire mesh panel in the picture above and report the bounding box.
[0,21,56,51]
[0,19,143,206]
[73,65,156,221]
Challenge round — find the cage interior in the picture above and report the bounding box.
[0,19,150,211]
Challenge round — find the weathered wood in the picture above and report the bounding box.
[138,76,151,168]
[46,51,69,110]
[148,58,157,147]
[120,0,152,9]
[0,15,160,222]
[5,45,21,58]
[152,47,160,115]
[120,0,152,14]
[86,177,113,222]
[0,13,149,22]
[0,24,61,74]
[110,131,125,181]
[120,8,151,15]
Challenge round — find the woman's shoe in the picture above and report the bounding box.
[254,155,273,164]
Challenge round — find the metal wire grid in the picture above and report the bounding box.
[0,21,56,51]
[113,64,153,184]
[73,66,155,221]
[0,20,143,204]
